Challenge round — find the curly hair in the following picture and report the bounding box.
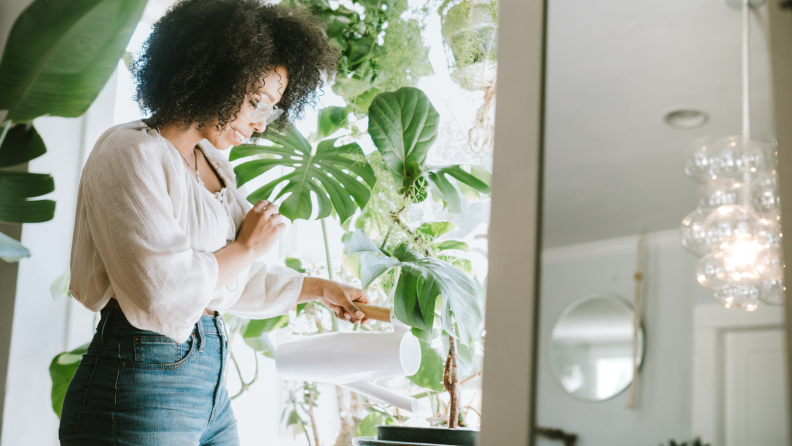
[133,0,339,133]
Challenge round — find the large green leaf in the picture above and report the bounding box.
[0,123,56,224]
[50,343,89,418]
[368,87,439,194]
[425,165,491,214]
[356,413,397,437]
[407,339,446,392]
[0,123,46,168]
[347,230,483,345]
[231,124,376,224]
[243,315,289,338]
[0,0,148,121]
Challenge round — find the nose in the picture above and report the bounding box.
[251,121,264,134]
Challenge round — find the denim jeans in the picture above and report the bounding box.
[59,308,239,445]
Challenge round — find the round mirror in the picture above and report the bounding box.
[549,294,644,402]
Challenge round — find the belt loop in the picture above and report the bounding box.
[196,316,205,353]
[97,309,111,345]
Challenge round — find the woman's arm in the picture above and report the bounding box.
[298,277,369,323]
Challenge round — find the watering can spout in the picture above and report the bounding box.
[274,304,422,412]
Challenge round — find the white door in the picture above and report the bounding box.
[724,328,789,446]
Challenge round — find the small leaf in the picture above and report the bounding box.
[243,315,289,338]
[285,257,306,273]
[435,240,468,252]
[356,413,384,437]
[0,230,29,262]
[50,269,70,300]
[425,165,491,214]
[50,343,89,418]
[0,123,46,168]
[417,221,457,238]
[242,331,276,358]
[315,105,351,140]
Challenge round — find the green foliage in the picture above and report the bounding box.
[438,0,498,88]
[287,0,433,114]
[408,338,446,391]
[285,257,307,273]
[231,124,376,224]
[0,0,148,121]
[242,315,289,358]
[348,230,482,345]
[426,164,490,213]
[356,412,397,437]
[49,343,89,418]
[368,87,440,195]
[0,123,55,225]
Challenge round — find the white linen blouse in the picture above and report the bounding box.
[69,120,304,343]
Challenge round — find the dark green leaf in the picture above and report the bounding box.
[0,123,46,168]
[0,171,54,198]
[411,327,433,344]
[368,87,440,193]
[316,105,351,140]
[0,0,148,121]
[408,339,446,392]
[232,124,376,224]
[50,343,89,418]
[0,197,55,223]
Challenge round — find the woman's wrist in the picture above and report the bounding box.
[298,277,328,303]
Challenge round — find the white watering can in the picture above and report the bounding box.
[275,304,422,412]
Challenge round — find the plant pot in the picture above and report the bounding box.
[353,425,479,446]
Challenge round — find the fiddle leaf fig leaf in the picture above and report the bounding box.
[231,124,376,224]
[368,87,439,194]
[417,222,457,238]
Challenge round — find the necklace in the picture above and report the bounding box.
[178,146,204,187]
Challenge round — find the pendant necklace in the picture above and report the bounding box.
[178,146,204,187]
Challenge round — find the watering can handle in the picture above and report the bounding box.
[356,303,392,323]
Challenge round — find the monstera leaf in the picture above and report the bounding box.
[368,87,439,194]
[231,124,376,224]
[347,230,482,345]
[0,0,148,121]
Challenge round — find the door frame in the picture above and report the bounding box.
[767,0,792,439]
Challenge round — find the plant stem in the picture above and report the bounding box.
[307,383,321,446]
[295,401,313,446]
[229,350,259,400]
[380,225,392,249]
[320,218,339,332]
[0,120,11,148]
[443,335,460,428]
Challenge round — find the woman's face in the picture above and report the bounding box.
[202,66,289,150]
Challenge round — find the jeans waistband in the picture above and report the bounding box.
[98,306,225,337]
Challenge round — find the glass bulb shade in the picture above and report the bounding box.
[680,208,713,257]
[703,205,758,249]
[696,179,744,210]
[754,243,784,282]
[697,252,732,289]
[709,136,775,180]
[684,137,719,183]
[713,285,761,311]
[759,278,785,306]
[757,209,783,245]
[750,173,781,213]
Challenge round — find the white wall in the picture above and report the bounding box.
[535,229,714,446]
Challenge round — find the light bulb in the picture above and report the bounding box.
[696,179,744,210]
[759,278,785,306]
[750,173,781,214]
[703,205,758,249]
[683,137,719,183]
[713,285,761,311]
[680,208,712,257]
[709,136,774,180]
[697,252,731,289]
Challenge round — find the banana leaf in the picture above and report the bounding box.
[0,0,148,121]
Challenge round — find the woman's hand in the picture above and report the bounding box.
[300,278,370,324]
[236,200,284,258]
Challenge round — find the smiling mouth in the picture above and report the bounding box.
[232,127,251,140]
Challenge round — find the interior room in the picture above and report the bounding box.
[1,0,791,445]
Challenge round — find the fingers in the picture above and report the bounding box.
[263,204,279,218]
[344,300,366,322]
[253,200,271,211]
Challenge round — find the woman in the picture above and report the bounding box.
[61,1,362,444]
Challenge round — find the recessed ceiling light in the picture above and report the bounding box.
[664,109,709,129]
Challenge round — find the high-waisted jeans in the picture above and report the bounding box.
[59,308,239,445]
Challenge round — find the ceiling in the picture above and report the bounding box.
[541,0,774,248]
